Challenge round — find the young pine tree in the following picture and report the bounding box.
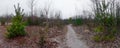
[6,4,26,39]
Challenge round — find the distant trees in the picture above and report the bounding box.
[69,16,83,26]
[0,14,13,26]
[52,11,63,27]
[28,0,36,16]
[26,0,37,26]
[116,2,120,26]
[27,16,40,26]
[0,17,6,26]
[42,0,52,18]
[26,0,61,26]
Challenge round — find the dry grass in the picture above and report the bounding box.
[0,26,66,48]
[73,25,120,48]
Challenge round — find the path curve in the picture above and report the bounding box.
[66,25,88,48]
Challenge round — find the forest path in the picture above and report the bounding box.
[66,25,88,48]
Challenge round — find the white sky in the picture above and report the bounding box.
[0,0,92,19]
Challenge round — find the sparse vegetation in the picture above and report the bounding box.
[1,0,120,48]
[39,28,46,48]
[92,0,118,42]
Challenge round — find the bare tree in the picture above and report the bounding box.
[55,11,62,20]
[115,1,120,25]
[39,0,53,27]
[40,0,52,18]
[28,0,36,16]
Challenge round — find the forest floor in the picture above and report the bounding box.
[0,26,67,48]
[73,25,120,48]
[1,24,119,48]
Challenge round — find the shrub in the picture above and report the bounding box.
[94,26,104,33]
[93,34,115,42]
[27,17,32,25]
[27,16,40,26]
[93,35,102,42]
[6,4,26,39]
[93,0,117,42]
[93,26,117,42]
[74,18,82,26]
[39,34,46,48]
[0,17,6,26]
[70,18,83,26]
[39,23,49,47]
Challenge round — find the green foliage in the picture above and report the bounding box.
[27,16,40,26]
[94,26,104,33]
[93,26,117,42]
[93,35,115,42]
[70,18,83,26]
[6,4,26,39]
[69,17,72,24]
[74,18,82,26]
[93,0,117,42]
[116,17,120,26]
[27,17,32,25]
[93,35,102,42]
[0,17,6,26]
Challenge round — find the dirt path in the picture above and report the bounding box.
[66,25,88,48]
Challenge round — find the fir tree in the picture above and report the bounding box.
[6,4,26,39]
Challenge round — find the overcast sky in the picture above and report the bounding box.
[0,0,92,19]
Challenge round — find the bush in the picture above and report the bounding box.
[39,35,46,48]
[93,0,117,42]
[94,26,104,33]
[93,35,102,42]
[74,18,82,26]
[93,25,117,42]
[93,27,117,42]
[27,17,32,25]
[70,18,83,26]
[27,16,40,26]
[6,4,26,39]
[38,26,48,48]
[93,34,115,42]
[0,17,6,26]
